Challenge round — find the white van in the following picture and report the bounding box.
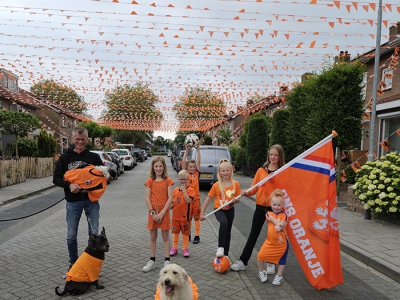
[188,146,232,187]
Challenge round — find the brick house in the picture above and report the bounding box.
[356,22,400,155]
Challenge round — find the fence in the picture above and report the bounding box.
[0,157,54,188]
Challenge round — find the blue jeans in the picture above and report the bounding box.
[66,200,100,264]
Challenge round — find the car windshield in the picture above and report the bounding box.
[113,150,128,155]
[200,149,231,164]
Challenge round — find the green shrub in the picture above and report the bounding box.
[37,129,57,157]
[246,117,268,168]
[235,147,247,171]
[354,152,400,219]
[203,135,212,145]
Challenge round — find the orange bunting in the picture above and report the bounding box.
[380,139,389,151]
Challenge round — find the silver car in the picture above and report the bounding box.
[89,150,118,181]
[188,146,232,187]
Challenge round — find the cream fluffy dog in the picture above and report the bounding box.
[155,263,198,300]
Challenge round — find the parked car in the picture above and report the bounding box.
[106,152,124,176]
[89,150,118,180]
[141,150,147,160]
[189,146,232,186]
[171,144,184,169]
[131,148,144,162]
[174,150,185,173]
[145,150,152,157]
[111,148,136,170]
[167,150,172,158]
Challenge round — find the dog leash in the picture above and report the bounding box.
[80,191,95,234]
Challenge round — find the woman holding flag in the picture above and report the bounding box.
[231,145,285,274]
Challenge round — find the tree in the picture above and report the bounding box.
[80,122,114,149]
[30,79,87,113]
[246,117,269,169]
[216,126,233,146]
[270,108,293,160]
[0,111,41,158]
[173,87,227,132]
[154,136,165,147]
[37,129,57,157]
[286,61,365,193]
[102,82,163,130]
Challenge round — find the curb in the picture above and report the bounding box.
[340,240,400,284]
[0,185,56,207]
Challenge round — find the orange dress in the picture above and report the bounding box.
[257,211,288,264]
[144,177,174,230]
[208,181,241,210]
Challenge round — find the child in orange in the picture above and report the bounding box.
[170,170,195,258]
[257,189,289,285]
[200,159,242,258]
[143,157,174,272]
[182,143,201,244]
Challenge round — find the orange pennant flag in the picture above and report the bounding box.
[380,139,389,151]
[396,128,400,136]
[351,161,362,172]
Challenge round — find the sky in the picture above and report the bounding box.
[1,0,399,134]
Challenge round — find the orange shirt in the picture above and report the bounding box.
[246,167,272,207]
[66,252,103,283]
[172,186,195,221]
[208,181,241,210]
[188,170,200,199]
[144,177,174,213]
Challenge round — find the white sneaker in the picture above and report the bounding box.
[272,275,283,286]
[143,260,155,272]
[266,263,275,275]
[216,247,224,257]
[164,260,171,268]
[230,259,247,271]
[259,270,268,283]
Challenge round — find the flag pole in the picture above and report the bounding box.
[204,131,337,218]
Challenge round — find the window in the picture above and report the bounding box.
[380,115,400,155]
[0,101,2,109]
[381,68,393,90]
[10,103,17,112]
[62,137,68,149]
[61,116,66,127]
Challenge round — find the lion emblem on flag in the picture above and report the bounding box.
[310,200,339,241]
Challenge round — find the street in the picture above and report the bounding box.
[0,157,399,299]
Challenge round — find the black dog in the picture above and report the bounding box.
[55,227,109,296]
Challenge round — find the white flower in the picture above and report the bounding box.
[387,187,394,192]
[389,207,398,212]
[367,184,376,190]
[378,192,387,199]
[388,193,396,199]
[378,184,385,189]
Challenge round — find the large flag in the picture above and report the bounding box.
[260,133,343,290]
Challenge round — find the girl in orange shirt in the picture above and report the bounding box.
[143,157,174,272]
[200,159,242,258]
[231,144,285,275]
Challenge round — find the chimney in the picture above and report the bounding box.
[389,21,400,42]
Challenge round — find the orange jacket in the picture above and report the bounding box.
[64,165,108,202]
[246,167,272,207]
